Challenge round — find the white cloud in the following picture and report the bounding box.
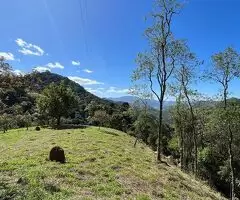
[72,60,80,66]
[32,62,64,72]
[15,38,44,56]
[13,69,25,76]
[0,52,15,61]
[83,69,93,73]
[33,66,51,73]
[46,62,64,69]
[85,87,104,95]
[68,76,104,86]
[106,87,129,94]
[85,86,129,97]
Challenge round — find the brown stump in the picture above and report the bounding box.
[49,146,66,163]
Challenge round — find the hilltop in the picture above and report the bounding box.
[0,127,224,200]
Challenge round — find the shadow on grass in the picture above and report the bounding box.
[51,124,89,130]
[0,181,24,199]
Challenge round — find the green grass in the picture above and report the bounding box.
[0,127,224,200]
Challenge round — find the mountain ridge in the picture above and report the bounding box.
[107,95,175,109]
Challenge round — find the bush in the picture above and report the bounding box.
[35,126,40,131]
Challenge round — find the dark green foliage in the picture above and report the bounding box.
[0,71,134,131]
[37,82,79,126]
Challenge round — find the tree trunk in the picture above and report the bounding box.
[223,83,236,199]
[183,86,198,175]
[193,131,198,175]
[157,98,164,162]
[57,116,61,126]
[229,126,235,200]
[134,137,138,147]
[180,128,184,171]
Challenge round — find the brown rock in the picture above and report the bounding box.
[49,146,66,163]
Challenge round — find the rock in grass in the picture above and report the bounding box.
[49,146,66,163]
[35,126,41,131]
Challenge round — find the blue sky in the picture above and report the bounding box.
[1,0,240,98]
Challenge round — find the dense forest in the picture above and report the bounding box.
[1,0,240,199]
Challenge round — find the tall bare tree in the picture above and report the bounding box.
[132,0,182,161]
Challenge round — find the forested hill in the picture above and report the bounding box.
[24,71,108,105]
[0,71,128,126]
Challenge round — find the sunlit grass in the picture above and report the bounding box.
[0,127,224,199]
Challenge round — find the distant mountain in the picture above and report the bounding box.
[107,96,175,109]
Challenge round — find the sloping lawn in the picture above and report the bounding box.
[0,127,224,200]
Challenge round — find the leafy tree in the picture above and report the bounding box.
[37,82,79,126]
[0,56,12,75]
[0,114,13,133]
[133,112,158,148]
[205,47,240,199]
[204,105,240,198]
[91,110,110,129]
[132,0,182,161]
[172,40,202,175]
[24,112,32,130]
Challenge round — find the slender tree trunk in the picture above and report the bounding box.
[134,137,138,147]
[193,129,198,175]
[180,128,184,170]
[223,84,235,200]
[57,116,61,126]
[157,97,164,161]
[183,86,198,175]
[229,126,235,200]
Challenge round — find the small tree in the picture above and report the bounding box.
[37,82,79,127]
[24,112,32,130]
[91,110,109,130]
[0,114,12,133]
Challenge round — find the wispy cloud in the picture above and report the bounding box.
[106,87,129,94]
[83,69,93,73]
[32,62,64,72]
[85,87,104,95]
[68,76,104,86]
[13,69,25,76]
[85,87,129,97]
[15,38,44,56]
[46,62,64,69]
[0,52,15,60]
[71,60,80,66]
[33,66,51,73]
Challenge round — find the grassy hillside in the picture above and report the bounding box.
[0,127,224,200]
